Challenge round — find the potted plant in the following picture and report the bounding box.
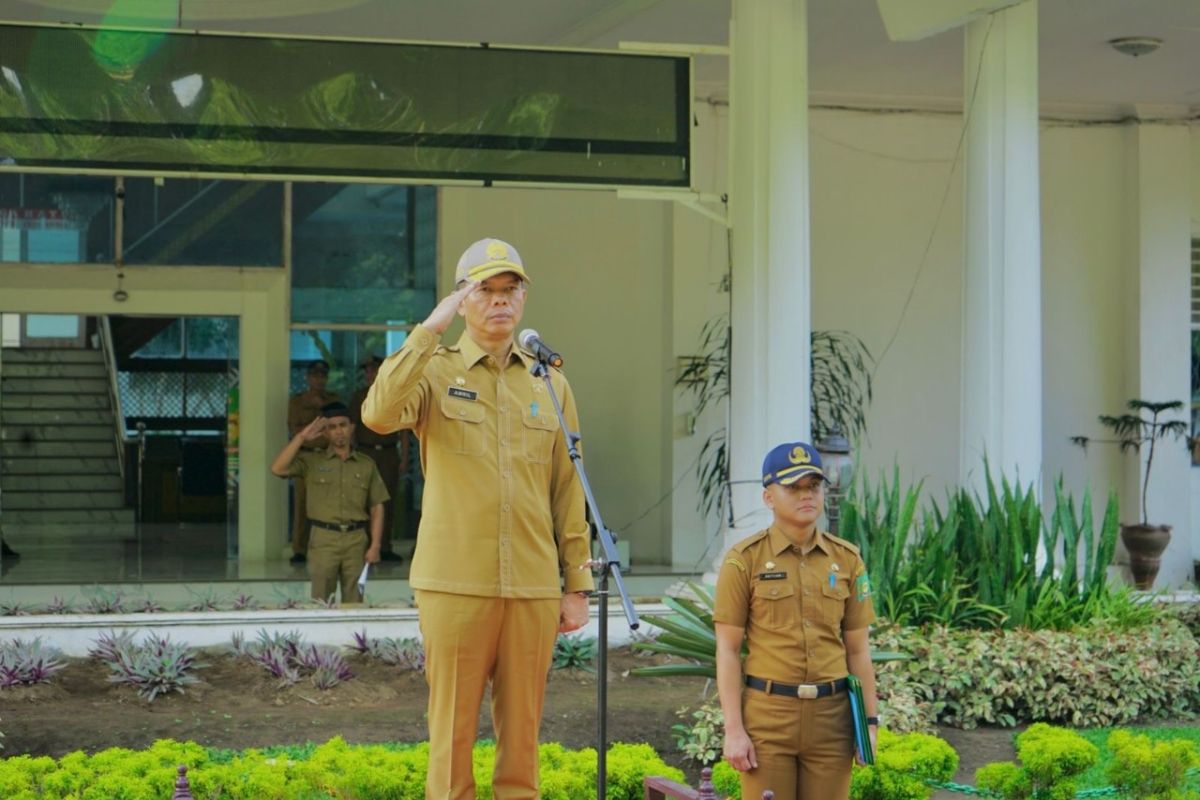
[1070,399,1190,589]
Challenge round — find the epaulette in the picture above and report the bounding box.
[731,529,769,553]
[823,531,861,556]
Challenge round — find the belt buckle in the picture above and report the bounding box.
[795,684,818,700]
[338,523,349,532]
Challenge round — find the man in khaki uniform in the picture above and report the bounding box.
[350,355,405,562]
[362,238,593,800]
[286,359,341,564]
[271,401,386,603]
[714,442,879,800]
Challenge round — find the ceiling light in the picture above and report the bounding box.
[1108,37,1163,58]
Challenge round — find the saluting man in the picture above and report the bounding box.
[271,401,387,604]
[714,442,879,800]
[361,237,593,800]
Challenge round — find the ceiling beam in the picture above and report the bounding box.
[876,0,1024,41]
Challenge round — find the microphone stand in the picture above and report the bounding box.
[529,357,639,800]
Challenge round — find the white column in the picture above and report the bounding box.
[959,0,1043,489]
[1124,121,1192,588]
[727,0,812,540]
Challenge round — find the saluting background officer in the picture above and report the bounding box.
[361,237,593,800]
[271,401,387,604]
[714,441,879,800]
[286,359,341,565]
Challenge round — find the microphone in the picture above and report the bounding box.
[518,329,564,368]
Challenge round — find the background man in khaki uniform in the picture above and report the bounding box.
[286,359,341,564]
[362,238,593,800]
[714,441,879,800]
[350,355,405,562]
[271,401,386,603]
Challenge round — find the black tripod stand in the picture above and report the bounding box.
[529,358,640,800]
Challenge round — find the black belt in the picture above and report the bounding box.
[365,443,396,450]
[745,675,848,699]
[310,519,367,533]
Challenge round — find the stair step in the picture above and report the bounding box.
[1,441,117,458]
[1,491,127,510]
[0,348,104,364]
[1,474,124,492]
[1,456,120,474]
[0,377,109,394]
[0,393,111,410]
[1,424,114,442]
[0,522,136,539]
[0,362,108,379]
[0,508,136,524]
[2,409,114,426]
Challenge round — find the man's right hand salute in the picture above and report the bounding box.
[422,281,478,335]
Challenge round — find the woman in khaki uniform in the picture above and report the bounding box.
[714,441,879,800]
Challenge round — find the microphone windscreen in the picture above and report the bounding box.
[518,328,539,349]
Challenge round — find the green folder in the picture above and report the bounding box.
[846,675,874,765]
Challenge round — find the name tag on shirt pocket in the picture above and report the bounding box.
[758,572,787,580]
[439,396,486,456]
[521,413,557,464]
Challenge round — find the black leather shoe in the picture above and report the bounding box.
[379,550,404,562]
[289,553,306,565]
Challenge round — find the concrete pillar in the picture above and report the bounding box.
[1123,121,1192,587]
[959,0,1043,489]
[725,0,812,548]
[236,273,290,570]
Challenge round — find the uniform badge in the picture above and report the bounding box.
[764,561,775,570]
[829,572,837,588]
[530,401,539,417]
[448,386,478,401]
[723,559,746,573]
[856,573,872,602]
[455,377,466,386]
[831,563,840,572]
[759,572,787,581]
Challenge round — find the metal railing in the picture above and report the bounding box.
[98,315,128,482]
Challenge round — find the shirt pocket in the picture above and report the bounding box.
[438,396,487,456]
[821,577,850,627]
[521,412,558,464]
[751,582,798,630]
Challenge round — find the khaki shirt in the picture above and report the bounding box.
[287,390,341,451]
[713,526,875,684]
[350,386,400,448]
[361,325,594,598]
[286,449,389,523]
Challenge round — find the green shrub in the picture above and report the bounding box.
[552,634,597,672]
[1105,729,1199,800]
[0,737,680,799]
[706,731,956,800]
[975,723,1098,800]
[851,730,958,800]
[874,619,1200,729]
[671,699,724,766]
[840,468,1120,632]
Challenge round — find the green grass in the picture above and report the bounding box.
[1073,724,1200,789]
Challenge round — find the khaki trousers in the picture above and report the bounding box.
[415,590,560,800]
[307,528,367,603]
[739,687,855,800]
[291,477,310,555]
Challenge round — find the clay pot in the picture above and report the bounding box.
[1120,524,1172,590]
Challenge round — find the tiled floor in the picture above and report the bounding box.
[0,523,414,585]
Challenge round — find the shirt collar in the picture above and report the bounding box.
[767,525,832,556]
[456,332,534,370]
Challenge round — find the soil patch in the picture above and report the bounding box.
[0,647,1015,787]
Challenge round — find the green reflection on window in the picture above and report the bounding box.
[291,184,436,325]
[0,173,114,263]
